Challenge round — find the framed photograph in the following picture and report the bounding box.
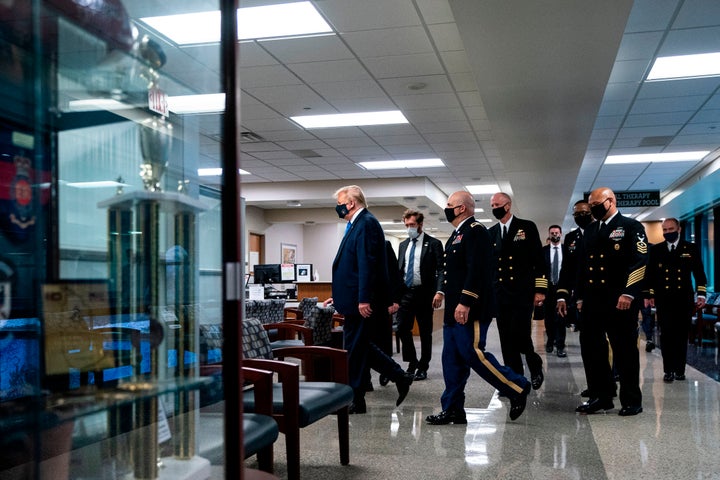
[281,242,297,264]
[295,264,312,282]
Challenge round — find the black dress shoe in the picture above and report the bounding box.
[414,370,427,381]
[406,366,416,375]
[531,371,544,390]
[663,373,674,383]
[349,398,367,414]
[556,348,567,358]
[379,374,390,386]
[395,372,414,406]
[545,344,553,353]
[426,409,467,425]
[575,398,614,414]
[509,383,531,421]
[618,405,642,416]
[645,340,655,352]
[674,373,686,381]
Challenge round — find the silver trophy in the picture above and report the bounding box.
[139,117,173,191]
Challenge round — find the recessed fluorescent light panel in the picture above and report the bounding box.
[65,180,131,188]
[359,158,444,170]
[291,111,408,128]
[140,2,332,45]
[198,168,250,176]
[647,52,720,81]
[605,151,709,164]
[168,94,225,114]
[466,184,500,195]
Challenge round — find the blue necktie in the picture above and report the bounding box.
[344,221,351,236]
[405,238,417,287]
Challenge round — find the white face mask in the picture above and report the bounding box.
[407,227,419,239]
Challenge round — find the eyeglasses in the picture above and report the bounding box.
[573,211,591,217]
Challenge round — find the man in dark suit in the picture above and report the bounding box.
[426,191,530,425]
[325,185,414,414]
[488,192,547,391]
[644,217,707,382]
[396,209,445,380]
[574,187,648,416]
[543,224,568,357]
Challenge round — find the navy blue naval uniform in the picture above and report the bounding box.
[439,216,529,412]
[574,212,648,409]
[645,238,707,376]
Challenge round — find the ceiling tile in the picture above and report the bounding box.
[287,59,373,83]
[258,35,353,63]
[364,53,445,79]
[342,26,434,58]
[316,0,421,32]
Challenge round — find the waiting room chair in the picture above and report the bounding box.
[241,317,353,480]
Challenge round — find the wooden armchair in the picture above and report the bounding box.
[241,318,353,480]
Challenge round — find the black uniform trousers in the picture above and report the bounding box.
[544,284,567,350]
[656,296,694,376]
[397,286,434,372]
[495,294,543,377]
[583,292,642,407]
[343,308,406,400]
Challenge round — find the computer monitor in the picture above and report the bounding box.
[253,264,281,284]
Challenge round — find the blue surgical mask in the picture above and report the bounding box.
[407,227,419,239]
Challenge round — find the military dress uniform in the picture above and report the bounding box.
[645,239,707,378]
[575,213,648,411]
[489,217,548,381]
[437,216,529,415]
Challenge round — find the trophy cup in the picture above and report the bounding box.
[139,116,173,192]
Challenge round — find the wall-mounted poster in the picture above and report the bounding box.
[281,243,296,264]
[295,264,312,282]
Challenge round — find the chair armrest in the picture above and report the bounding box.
[200,364,223,377]
[264,322,314,346]
[332,313,345,328]
[272,346,348,384]
[243,358,300,432]
[284,307,303,321]
[242,366,274,417]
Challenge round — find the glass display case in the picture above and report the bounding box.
[0,0,238,478]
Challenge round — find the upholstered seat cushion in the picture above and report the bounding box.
[244,382,354,427]
[243,413,279,458]
[269,339,305,349]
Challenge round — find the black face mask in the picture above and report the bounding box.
[335,203,349,219]
[574,213,593,229]
[550,235,561,243]
[444,207,459,223]
[663,231,679,243]
[492,205,507,220]
[590,200,609,221]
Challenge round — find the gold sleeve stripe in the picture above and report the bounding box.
[626,266,646,287]
[648,288,655,295]
[698,286,707,293]
[536,278,548,288]
[557,288,570,296]
[462,289,479,299]
[637,243,647,254]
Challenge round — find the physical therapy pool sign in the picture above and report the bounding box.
[584,190,660,207]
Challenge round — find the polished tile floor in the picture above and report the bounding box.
[220,322,720,479]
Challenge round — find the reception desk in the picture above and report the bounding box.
[295,281,332,301]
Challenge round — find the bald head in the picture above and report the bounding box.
[490,192,512,222]
[588,186,617,221]
[446,191,474,226]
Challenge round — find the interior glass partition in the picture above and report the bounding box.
[0,1,233,478]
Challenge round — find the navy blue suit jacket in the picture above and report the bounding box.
[331,208,389,316]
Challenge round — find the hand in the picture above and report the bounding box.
[323,298,333,307]
[696,297,706,310]
[534,292,545,308]
[616,295,632,311]
[455,304,470,325]
[576,300,583,313]
[432,292,444,309]
[388,303,399,315]
[643,298,651,309]
[359,302,372,318]
[556,299,567,317]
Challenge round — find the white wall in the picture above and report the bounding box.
[303,223,343,281]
